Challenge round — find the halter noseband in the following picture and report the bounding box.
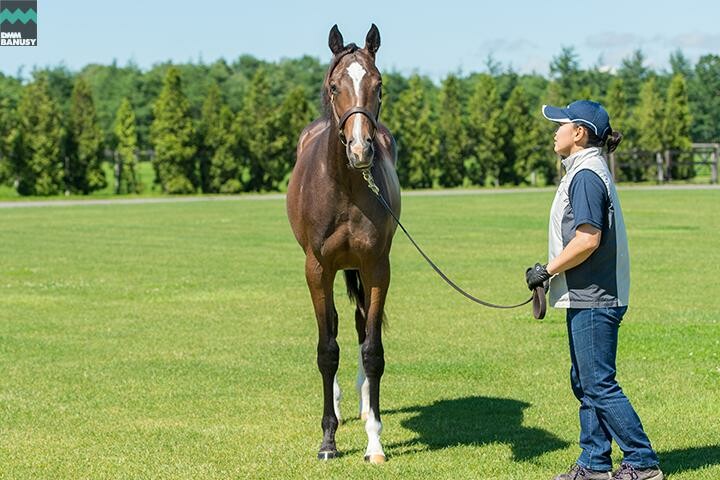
[336,106,379,146]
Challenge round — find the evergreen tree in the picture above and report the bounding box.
[550,47,581,101]
[150,66,197,193]
[113,98,140,193]
[68,76,106,193]
[392,75,440,188]
[275,85,314,191]
[500,85,552,185]
[0,97,22,186]
[635,76,665,181]
[238,67,282,191]
[662,74,693,179]
[604,76,634,180]
[690,54,720,143]
[466,74,505,186]
[16,75,65,195]
[437,74,467,187]
[617,50,649,108]
[669,50,693,78]
[208,105,242,193]
[198,82,223,192]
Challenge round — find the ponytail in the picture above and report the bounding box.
[605,130,622,153]
[575,122,623,153]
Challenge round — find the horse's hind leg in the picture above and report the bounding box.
[360,256,390,464]
[305,253,340,460]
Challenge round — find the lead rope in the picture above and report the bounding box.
[361,168,547,317]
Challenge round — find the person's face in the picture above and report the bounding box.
[553,122,586,157]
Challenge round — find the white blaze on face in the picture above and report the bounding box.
[346,61,367,146]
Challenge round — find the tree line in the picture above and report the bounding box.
[0,48,718,195]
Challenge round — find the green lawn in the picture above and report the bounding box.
[1,189,718,479]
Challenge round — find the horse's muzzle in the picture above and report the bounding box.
[347,140,374,169]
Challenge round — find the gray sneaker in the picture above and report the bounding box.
[553,464,612,480]
[611,463,664,480]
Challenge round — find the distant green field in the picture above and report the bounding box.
[1,189,718,479]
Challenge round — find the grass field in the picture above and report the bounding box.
[1,188,719,479]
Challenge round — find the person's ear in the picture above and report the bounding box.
[574,125,587,145]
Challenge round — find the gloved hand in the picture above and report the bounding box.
[525,263,551,290]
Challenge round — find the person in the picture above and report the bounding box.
[525,100,663,480]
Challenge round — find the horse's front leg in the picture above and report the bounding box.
[305,253,340,460]
[354,293,370,421]
[360,256,390,464]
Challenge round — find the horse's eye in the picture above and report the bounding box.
[330,84,338,94]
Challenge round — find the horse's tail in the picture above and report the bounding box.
[343,270,386,327]
[343,269,365,313]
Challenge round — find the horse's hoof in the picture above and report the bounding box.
[364,454,386,464]
[318,450,338,461]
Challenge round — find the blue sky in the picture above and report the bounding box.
[1,0,719,80]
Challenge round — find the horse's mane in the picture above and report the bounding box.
[321,43,360,118]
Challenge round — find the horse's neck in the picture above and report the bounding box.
[323,124,360,194]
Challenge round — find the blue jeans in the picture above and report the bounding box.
[567,306,659,471]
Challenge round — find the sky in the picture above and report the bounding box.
[1,0,719,80]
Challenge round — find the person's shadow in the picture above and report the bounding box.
[384,395,569,461]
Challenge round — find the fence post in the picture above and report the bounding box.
[712,145,719,185]
[656,152,664,184]
[609,152,617,181]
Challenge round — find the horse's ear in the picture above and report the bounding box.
[328,24,345,55]
[365,24,381,55]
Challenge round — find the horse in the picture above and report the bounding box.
[286,24,400,464]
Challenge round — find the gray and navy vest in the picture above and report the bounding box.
[548,147,630,308]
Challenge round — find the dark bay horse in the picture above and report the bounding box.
[286,24,400,463]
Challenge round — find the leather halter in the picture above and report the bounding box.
[326,50,382,146]
[336,106,379,145]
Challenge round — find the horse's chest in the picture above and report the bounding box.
[314,216,380,269]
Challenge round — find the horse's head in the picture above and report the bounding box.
[324,24,382,170]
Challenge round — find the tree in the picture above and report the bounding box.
[690,54,720,143]
[466,74,505,186]
[549,47,581,101]
[392,75,440,188]
[502,85,547,185]
[669,50,693,79]
[150,66,197,193]
[198,82,223,192]
[68,76,107,193]
[208,105,242,193]
[113,98,140,193]
[617,50,649,108]
[237,67,282,191]
[662,74,693,179]
[0,97,22,186]
[275,85,314,191]
[634,76,664,181]
[437,74,467,187]
[16,75,65,195]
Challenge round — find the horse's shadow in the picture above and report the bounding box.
[660,445,720,476]
[382,395,570,461]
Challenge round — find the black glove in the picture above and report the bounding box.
[525,263,551,290]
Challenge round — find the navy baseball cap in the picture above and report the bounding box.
[542,100,611,140]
